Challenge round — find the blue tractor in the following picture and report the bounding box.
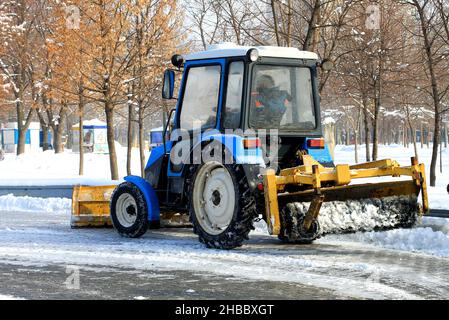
[109,44,428,249]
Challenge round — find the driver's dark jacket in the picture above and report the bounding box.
[251,87,290,128]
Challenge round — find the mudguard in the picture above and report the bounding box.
[124,175,160,223]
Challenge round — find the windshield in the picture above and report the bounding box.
[249,65,316,130]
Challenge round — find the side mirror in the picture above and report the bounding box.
[162,69,175,99]
[320,59,334,72]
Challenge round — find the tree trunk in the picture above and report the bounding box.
[17,128,26,155]
[362,97,371,162]
[53,108,66,154]
[53,128,62,154]
[37,109,50,151]
[430,119,441,186]
[127,102,133,176]
[16,98,27,155]
[42,126,50,151]
[372,97,380,161]
[345,121,350,146]
[138,108,145,178]
[416,2,441,186]
[440,134,443,174]
[270,0,281,46]
[106,105,119,180]
[78,86,85,176]
[408,118,419,161]
[444,124,447,148]
[420,122,424,148]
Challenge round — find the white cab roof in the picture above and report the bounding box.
[184,43,319,61]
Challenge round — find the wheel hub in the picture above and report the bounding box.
[115,193,138,228]
[126,205,136,216]
[193,162,236,236]
[211,190,221,206]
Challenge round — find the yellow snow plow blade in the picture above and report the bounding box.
[264,156,429,236]
[71,185,192,228]
[71,185,116,228]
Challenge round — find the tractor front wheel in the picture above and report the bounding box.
[110,182,148,238]
[188,162,256,249]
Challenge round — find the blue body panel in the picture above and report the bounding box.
[146,142,170,170]
[200,131,264,165]
[303,138,333,164]
[124,176,160,222]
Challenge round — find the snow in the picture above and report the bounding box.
[334,144,448,210]
[0,192,448,263]
[185,44,319,61]
[0,195,71,213]
[323,217,449,259]
[0,213,421,299]
[72,119,107,128]
[0,294,25,300]
[0,145,148,186]
[1,141,448,298]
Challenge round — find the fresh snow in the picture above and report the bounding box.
[0,194,71,213]
[0,144,148,186]
[333,144,448,210]
[1,193,449,261]
[0,294,25,300]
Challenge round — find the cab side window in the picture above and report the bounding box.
[222,61,244,129]
[180,65,221,131]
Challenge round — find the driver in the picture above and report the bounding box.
[251,75,291,128]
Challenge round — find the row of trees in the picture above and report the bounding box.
[0,0,181,179]
[185,0,448,187]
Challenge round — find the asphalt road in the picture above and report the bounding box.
[0,261,345,300]
[1,210,449,300]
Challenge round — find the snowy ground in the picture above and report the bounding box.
[0,144,148,186]
[0,143,448,299]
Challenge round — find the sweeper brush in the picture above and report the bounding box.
[265,155,428,243]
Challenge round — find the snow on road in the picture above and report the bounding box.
[1,194,449,260]
[0,143,448,299]
[0,208,449,299]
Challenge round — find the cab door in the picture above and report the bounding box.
[168,59,226,177]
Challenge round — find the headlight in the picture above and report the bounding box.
[248,49,259,62]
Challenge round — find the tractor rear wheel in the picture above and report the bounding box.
[188,162,257,249]
[110,182,148,238]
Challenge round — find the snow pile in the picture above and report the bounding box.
[0,294,25,300]
[287,196,417,234]
[322,217,449,258]
[253,218,269,235]
[0,195,71,213]
[329,227,449,258]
